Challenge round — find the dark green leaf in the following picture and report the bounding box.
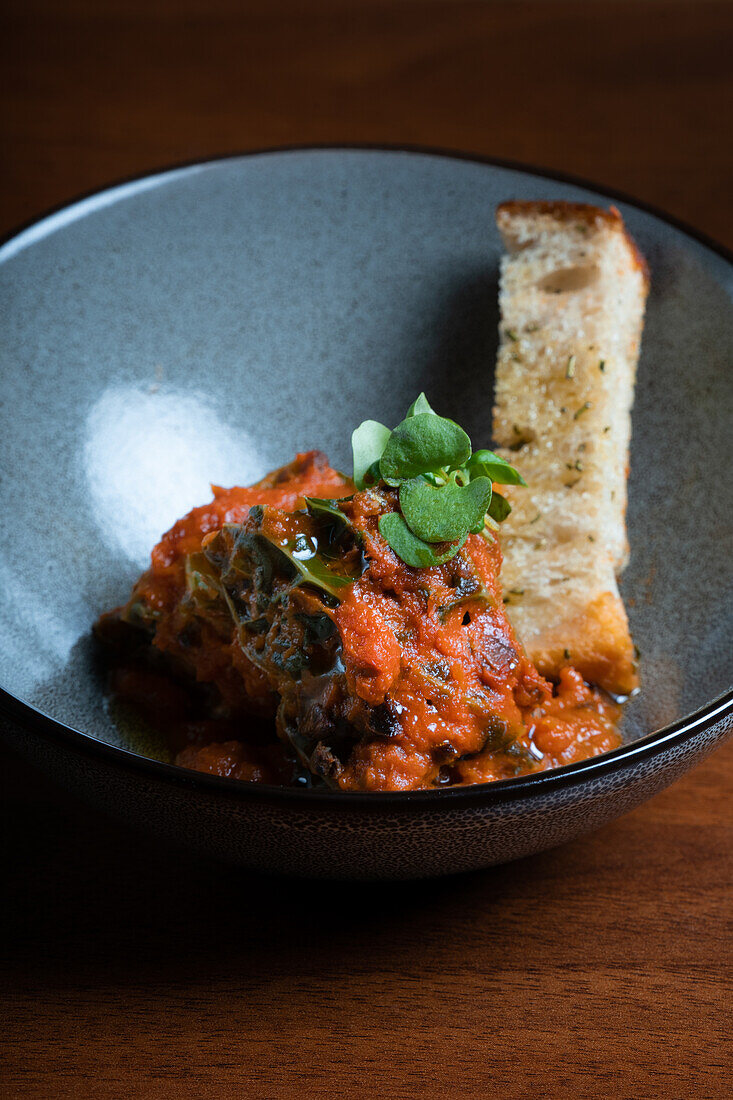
[467,449,526,486]
[204,523,358,607]
[305,497,347,521]
[352,420,391,489]
[184,552,221,601]
[304,496,355,540]
[399,476,492,542]
[275,535,357,601]
[406,392,436,417]
[379,413,471,482]
[294,612,337,643]
[378,512,465,568]
[487,490,512,522]
[438,584,495,622]
[242,616,270,634]
[123,599,161,627]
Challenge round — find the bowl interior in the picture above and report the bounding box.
[1,149,731,762]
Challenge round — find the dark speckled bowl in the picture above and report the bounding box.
[1,148,731,879]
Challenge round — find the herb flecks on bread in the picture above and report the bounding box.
[493,201,648,696]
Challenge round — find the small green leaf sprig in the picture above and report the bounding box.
[351,393,525,568]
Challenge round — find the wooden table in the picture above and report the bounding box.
[2,3,731,1096]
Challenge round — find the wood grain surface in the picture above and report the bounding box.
[1,2,732,1097]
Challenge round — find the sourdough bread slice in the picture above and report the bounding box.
[493,201,648,695]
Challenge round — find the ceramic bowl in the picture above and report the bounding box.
[1,148,731,879]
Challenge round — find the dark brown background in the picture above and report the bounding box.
[2,2,732,1097]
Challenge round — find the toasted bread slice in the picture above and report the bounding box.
[493,201,648,695]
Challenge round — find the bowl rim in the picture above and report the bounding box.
[1,143,732,809]
[1,683,731,809]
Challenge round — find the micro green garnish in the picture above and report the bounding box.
[599,359,606,372]
[487,490,511,523]
[351,420,392,490]
[378,513,467,569]
[406,391,437,417]
[574,401,591,420]
[506,329,518,342]
[467,449,526,487]
[352,393,524,568]
[400,476,493,542]
[380,413,471,484]
[566,355,576,379]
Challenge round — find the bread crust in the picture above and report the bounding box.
[497,200,650,286]
[493,200,647,695]
[510,591,637,698]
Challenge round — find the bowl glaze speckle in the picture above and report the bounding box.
[1,148,731,879]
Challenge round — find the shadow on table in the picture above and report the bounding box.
[0,266,567,997]
[1,748,613,995]
[0,265,523,993]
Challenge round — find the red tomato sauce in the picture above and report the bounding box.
[98,451,621,791]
